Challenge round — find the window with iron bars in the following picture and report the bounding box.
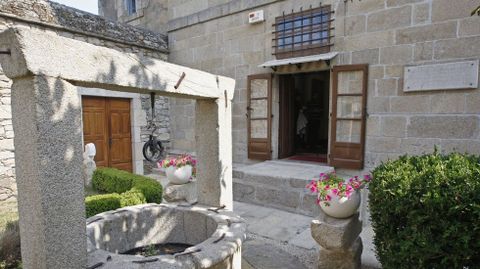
[273,6,334,59]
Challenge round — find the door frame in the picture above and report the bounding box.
[277,71,331,160]
[78,87,144,174]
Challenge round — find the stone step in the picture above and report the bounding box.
[233,160,334,217]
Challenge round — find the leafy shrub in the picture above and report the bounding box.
[369,152,480,269]
[86,168,162,217]
[0,220,21,269]
[120,189,146,207]
[85,193,121,217]
[92,168,133,194]
[130,177,162,203]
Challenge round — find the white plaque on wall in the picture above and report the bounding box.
[404,60,479,92]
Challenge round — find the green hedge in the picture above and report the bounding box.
[369,152,480,269]
[85,194,121,217]
[86,168,162,217]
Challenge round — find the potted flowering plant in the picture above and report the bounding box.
[307,172,371,218]
[159,154,197,185]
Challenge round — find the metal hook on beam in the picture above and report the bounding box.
[174,72,186,89]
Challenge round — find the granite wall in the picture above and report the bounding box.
[104,0,480,170]
[0,0,171,202]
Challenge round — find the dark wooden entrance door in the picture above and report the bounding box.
[247,74,273,160]
[82,96,133,172]
[330,64,368,169]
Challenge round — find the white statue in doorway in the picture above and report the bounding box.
[83,143,96,187]
[297,107,308,135]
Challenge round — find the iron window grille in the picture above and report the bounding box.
[273,6,334,59]
[126,0,137,16]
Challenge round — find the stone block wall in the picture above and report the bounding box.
[0,53,14,202]
[167,0,291,161]
[0,0,171,202]
[104,0,480,169]
[334,0,480,171]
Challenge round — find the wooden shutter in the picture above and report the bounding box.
[278,75,296,159]
[330,64,368,169]
[247,74,273,160]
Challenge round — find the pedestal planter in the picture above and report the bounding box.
[166,165,193,185]
[311,212,363,269]
[319,190,361,219]
[164,181,198,204]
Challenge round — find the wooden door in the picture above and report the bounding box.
[247,74,273,160]
[108,98,133,172]
[82,96,133,172]
[278,75,296,159]
[330,64,368,169]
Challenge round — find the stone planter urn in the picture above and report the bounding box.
[166,165,193,185]
[320,190,361,219]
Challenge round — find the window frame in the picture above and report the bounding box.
[273,6,333,59]
[125,0,137,16]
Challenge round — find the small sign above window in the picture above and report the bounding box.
[249,10,265,24]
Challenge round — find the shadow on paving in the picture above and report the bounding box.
[242,239,308,269]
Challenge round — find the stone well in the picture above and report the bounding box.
[0,27,236,268]
[87,204,246,268]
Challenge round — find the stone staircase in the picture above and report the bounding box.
[233,160,334,217]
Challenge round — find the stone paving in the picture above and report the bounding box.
[233,201,381,269]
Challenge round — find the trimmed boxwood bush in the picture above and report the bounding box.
[369,152,480,269]
[86,167,162,217]
[85,193,122,217]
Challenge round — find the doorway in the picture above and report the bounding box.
[278,71,330,162]
[82,96,133,172]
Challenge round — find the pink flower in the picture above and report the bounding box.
[306,181,318,193]
[325,195,332,201]
[345,190,352,198]
[331,188,339,196]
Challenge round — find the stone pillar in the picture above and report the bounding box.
[11,75,86,269]
[311,212,363,269]
[195,96,233,209]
